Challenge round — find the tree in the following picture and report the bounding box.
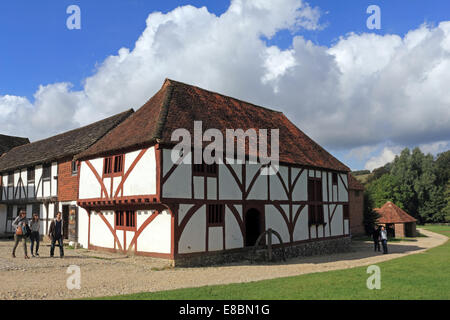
[363,191,380,235]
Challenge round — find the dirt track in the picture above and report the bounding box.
[0,228,446,300]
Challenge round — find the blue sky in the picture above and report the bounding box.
[1,0,449,170]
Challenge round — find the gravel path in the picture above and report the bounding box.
[0,228,446,300]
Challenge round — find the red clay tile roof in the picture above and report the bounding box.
[348,174,365,190]
[0,109,133,173]
[375,201,417,224]
[77,79,350,172]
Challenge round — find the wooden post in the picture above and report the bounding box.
[267,229,272,261]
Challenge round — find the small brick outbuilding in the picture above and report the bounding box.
[348,174,365,236]
[375,201,417,238]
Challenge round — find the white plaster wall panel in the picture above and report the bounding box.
[247,176,266,200]
[26,204,32,218]
[310,225,316,239]
[218,164,242,200]
[51,162,58,197]
[292,170,307,201]
[124,150,139,172]
[246,164,260,189]
[333,185,337,202]
[163,163,191,198]
[278,166,289,187]
[207,177,217,200]
[78,208,89,248]
[103,177,112,197]
[269,173,288,201]
[126,231,136,250]
[193,176,204,199]
[264,205,290,244]
[0,205,6,233]
[79,161,101,199]
[340,173,348,189]
[331,205,343,236]
[317,226,324,238]
[162,149,175,176]
[328,173,332,202]
[344,219,349,235]
[112,177,121,197]
[308,170,315,177]
[124,147,157,196]
[20,170,26,199]
[115,229,124,250]
[338,174,348,202]
[2,175,7,199]
[293,205,309,241]
[208,226,223,251]
[322,173,328,202]
[225,206,243,249]
[90,212,115,248]
[324,205,330,237]
[315,170,321,178]
[136,210,154,228]
[234,204,243,219]
[179,205,206,254]
[48,203,55,220]
[137,210,172,254]
[178,204,194,225]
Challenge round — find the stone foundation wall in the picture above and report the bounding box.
[174,236,352,267]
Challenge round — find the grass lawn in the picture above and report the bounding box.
[96,225,450,300]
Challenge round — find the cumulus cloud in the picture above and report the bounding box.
[364,147,402,171]
[0,0,449,166]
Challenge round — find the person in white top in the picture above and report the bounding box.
[380,226,388,254]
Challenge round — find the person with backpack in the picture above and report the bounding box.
[29,213,41,257]
[48,212,64,258]
[12,210,30,259]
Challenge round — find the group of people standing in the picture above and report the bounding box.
[11,210,65,259]
[372,225,389,254]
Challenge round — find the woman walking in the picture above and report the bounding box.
[29,213,41,257]
[12,210,30,259]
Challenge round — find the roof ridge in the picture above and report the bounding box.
[165,78,284,114]
[14,108,133,149]
[154,82,175,141]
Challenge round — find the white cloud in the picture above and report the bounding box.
[0,0,449,161]
[364,147,401,171]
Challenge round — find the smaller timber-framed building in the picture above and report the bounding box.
[0,110,133,238]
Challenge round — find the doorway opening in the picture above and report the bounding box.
[245,208,262,247]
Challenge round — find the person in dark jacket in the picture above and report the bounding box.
[12,210,29,259]
[48,212,64,258]
[372,225,381,252]
[380,226,388,254]
[29,213,41,257]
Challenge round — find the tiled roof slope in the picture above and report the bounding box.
[348,174,365,190]
[0,109,134,173]
[77,79,350,172]
[375,201,417,224]
[0,134,30,156]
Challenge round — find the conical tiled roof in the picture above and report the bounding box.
[375,201,417,224]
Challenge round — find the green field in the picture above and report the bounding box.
[97,225,449,300]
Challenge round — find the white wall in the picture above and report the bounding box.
[136,210,171,254]
[178,205,206,254]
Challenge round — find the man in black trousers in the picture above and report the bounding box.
[372,225,381,252]
[48,212,64,258]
